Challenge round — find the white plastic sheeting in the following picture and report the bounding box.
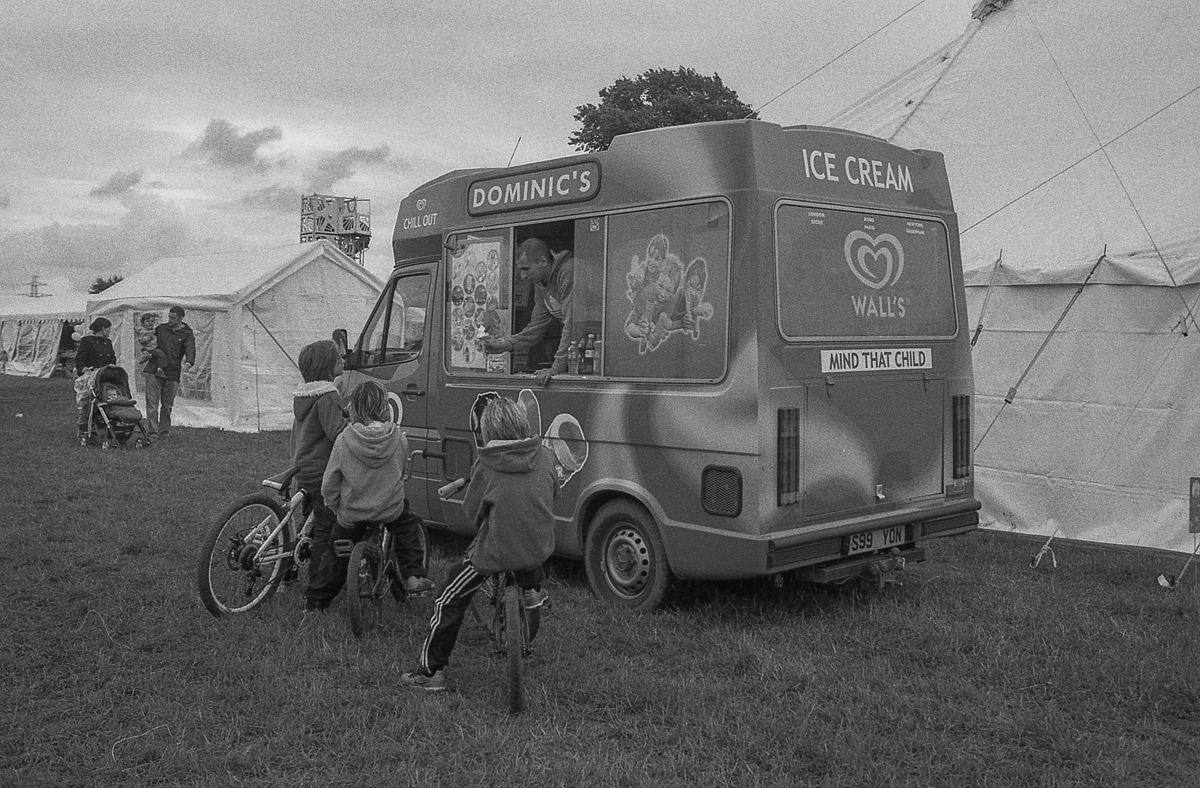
[0,294,87,378]
[828,0,1200,554]
[87,241,382,432]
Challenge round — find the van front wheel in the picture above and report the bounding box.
[584,500,671,612]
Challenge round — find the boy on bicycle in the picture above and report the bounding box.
[314,380,433,600]
[402,396,558,691]
[292,340,348,612]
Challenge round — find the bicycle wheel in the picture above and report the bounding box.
[346,540,383,638]
[197,493,287,617]
[503,583,526,714]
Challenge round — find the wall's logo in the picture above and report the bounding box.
[844,231,904,289]
[416,198,427,210]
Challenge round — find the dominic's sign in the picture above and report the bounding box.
[468,162,601,216]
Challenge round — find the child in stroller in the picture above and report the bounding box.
[79,365,153,449]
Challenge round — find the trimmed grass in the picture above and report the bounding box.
[2,375,1198,787]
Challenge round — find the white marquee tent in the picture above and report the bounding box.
[0,293,88,378]
[87,240,381,432]
[828,0,1200,555]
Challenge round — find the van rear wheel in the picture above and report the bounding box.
[584,500,671,612]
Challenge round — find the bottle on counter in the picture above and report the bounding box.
[581,333,596,375]
[567,341,580,375]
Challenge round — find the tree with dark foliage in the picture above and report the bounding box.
[88,275,123,294]
[570,67,756,153]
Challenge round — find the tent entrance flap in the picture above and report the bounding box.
[802,377,944,519]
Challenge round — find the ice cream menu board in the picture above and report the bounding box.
[448,234,509,371]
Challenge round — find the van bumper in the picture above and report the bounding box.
[765,502,979,571]
[660,498,979,580]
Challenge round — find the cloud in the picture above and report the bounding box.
[0,191,189,291]
[90,168,144,198]
[0,193,10,209]
[306,145,392,193]
[241,184,301,213]
[184,119,283,171]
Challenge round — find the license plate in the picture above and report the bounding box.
[844,525,906,556]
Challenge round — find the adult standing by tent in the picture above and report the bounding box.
[144,305,195,440]
[74,318,115,377]
[74,317,116,439]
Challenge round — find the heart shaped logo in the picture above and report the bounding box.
[844,231,905,290]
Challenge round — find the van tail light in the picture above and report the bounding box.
[952,395,971,479]
[777,407,800,506]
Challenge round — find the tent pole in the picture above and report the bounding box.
[1003,248,1106,406]
[974,248,1107,454]
[251,306,261,433]
[970,249,1003,348]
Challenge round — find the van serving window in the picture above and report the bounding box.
[775,204,957,340]
[445,201,729,382]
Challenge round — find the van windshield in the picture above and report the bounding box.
[775,204,957,340]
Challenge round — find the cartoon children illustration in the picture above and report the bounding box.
[624,234,714,353]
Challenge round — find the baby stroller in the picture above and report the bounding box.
[79,365,152,449]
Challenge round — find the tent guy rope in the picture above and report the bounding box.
[1018,2,1200,337]
[749,0,931,117]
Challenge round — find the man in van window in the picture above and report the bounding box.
[483,238,574,387]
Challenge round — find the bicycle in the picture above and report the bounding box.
[197,466,315,616]
[340,449,433,637]
[342,516,428,638]
[469,571,542,714]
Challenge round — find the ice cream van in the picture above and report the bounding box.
[338,119,980,611]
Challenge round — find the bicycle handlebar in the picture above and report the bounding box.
[437,477,469,498]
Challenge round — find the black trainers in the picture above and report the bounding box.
[400,667,446,692]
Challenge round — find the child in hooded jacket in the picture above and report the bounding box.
[401,396,558,692]
[291,340,348,611]
[311,380,433,601]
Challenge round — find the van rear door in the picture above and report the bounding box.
[775,203,959,521]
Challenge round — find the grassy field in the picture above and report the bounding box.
[2,374,1199,787]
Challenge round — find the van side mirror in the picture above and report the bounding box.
[332,328,354,369]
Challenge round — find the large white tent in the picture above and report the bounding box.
[87,240,381,432]
[828,0,1200,555]
[0,293,88,378]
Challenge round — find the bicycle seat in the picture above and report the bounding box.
[263,466,301,491]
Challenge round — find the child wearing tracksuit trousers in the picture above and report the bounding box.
[402,396,559,691]
[312,380,434,603]
[291,340,348,611]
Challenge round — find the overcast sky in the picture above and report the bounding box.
[0,0,974,293]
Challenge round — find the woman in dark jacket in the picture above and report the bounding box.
[75,317,116,439]
[75,318,116,376]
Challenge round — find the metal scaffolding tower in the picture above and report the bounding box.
[300,194,371,265]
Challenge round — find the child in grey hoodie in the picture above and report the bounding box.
[311,380,433,604]
[402,395,558,691]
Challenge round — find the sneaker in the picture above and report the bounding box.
[404,576,434,595]
[523,588,550,610]
[303,598,329,612]
[400,667,445,692]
